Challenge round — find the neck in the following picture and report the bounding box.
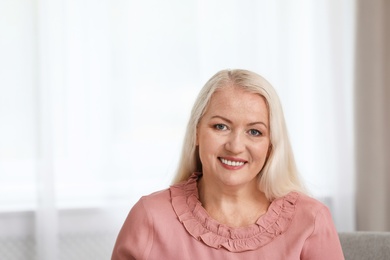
[197,176,270,227]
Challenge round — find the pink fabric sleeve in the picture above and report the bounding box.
[111,198,153,260]
[301,206,345,260]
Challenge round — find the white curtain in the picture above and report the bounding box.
[0,0,355,259]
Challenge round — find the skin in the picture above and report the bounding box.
[196,85,271,228]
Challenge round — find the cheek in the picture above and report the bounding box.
[197,132,222,161]
[198,128,215,146]
[253,142,271,161]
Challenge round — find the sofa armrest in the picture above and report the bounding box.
[339,232,390,260]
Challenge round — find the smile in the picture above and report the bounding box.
[219,158,246,167]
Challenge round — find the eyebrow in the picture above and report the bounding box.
[210,115,268,128]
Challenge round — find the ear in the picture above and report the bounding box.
[195,125,199,146]
[266,144,272,159]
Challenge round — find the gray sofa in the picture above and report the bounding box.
[339,232,390,260]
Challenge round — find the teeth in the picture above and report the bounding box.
[220,158,245,166]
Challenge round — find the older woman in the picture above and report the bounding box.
[112,69,344,259]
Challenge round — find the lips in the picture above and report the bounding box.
[219,157,247,167]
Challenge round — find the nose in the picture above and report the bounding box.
[225,131,245,154]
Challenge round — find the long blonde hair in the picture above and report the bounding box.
[172,69,306,200]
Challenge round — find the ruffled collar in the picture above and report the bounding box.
[170,172,299,252]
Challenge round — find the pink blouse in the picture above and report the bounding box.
[112,173,344,259]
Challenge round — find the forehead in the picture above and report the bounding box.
[204,86,269,120]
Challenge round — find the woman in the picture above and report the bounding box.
[112,69,344,259]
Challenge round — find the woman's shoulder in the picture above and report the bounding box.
[277,192,337,240]
[127,188,176,224]
[292,192,333,225]
[138,188,171,208]
[295,192,330,213]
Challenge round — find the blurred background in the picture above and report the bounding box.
[0,0,389,259]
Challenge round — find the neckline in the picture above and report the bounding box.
[196,174,271,228]
[170,173,299,252]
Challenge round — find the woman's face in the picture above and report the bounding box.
[196,86,270,190]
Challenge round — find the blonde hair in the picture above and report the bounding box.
[172,69,306,200]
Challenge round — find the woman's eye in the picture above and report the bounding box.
[248,129,262,136]
[214,124,227,131]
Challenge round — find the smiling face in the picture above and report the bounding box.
[196,85,271,190]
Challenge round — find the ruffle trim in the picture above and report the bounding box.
[170,173,299,252]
